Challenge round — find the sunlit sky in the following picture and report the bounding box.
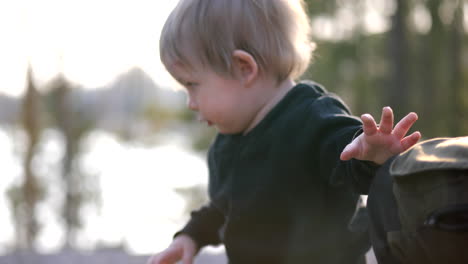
[0,0,179,97]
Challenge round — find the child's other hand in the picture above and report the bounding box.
[147,234,198,264]
[340,106,421,165]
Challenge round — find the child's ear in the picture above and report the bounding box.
[232,50,258,87]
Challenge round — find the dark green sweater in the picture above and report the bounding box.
[179,81,376,264]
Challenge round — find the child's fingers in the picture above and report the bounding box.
[378,106,394,134]
[392,112,419,139]
[400,131,421,151]
[361,114,378,136]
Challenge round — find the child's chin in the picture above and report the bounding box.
[216,126,230,133]
[218,127,244,135]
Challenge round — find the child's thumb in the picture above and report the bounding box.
[340,143,354,161]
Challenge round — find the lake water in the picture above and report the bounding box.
[0,127,208,255]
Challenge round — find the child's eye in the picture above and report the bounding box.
[185,82,198,88]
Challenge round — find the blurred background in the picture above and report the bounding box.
[0,0,466,263]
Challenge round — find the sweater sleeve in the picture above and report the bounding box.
[313,95,379,194]
[175,203,225,249]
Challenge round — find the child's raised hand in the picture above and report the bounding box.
[340,106,421,165]
[147,234,198,264]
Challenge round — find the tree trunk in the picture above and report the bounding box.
[420,0,446,137]
[19,66,43,250]
[448,1,464,136]
[387,0,410,120]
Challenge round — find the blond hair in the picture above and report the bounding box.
[160,0,314,82]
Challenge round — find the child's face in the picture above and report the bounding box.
[170,64,261,134]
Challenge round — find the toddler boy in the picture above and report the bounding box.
[150,0,421,263]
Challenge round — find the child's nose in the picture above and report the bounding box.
[187,96,198,111]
